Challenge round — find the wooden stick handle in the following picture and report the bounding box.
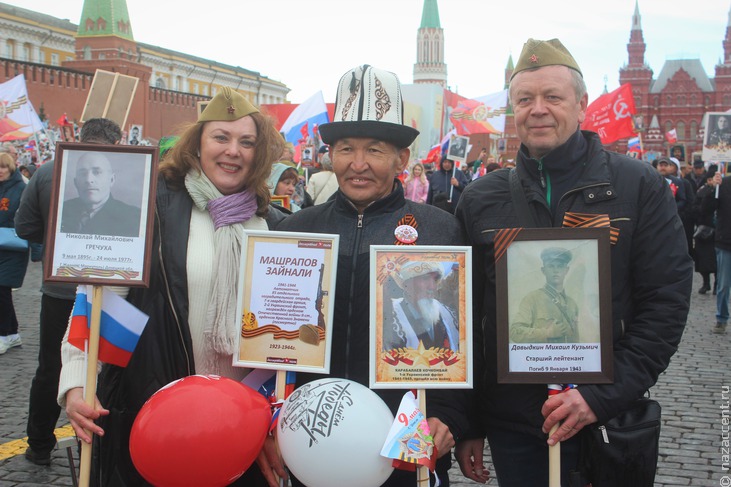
[548,393,561,487]
[273,370,287,487]
[416,389,429,486]
[79,286,103,487]
[548,422,561,486]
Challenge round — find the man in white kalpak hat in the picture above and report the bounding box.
[278,65,482,486]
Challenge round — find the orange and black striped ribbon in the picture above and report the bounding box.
[562,212,619,244]
[494,228,522,262]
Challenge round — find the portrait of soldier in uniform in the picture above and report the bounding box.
[509,247,579,343]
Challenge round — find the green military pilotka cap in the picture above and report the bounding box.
[541,247,572,266]
[511,38,583,81]
[198,86,259,122]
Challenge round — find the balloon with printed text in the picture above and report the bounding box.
[277,378,394,487]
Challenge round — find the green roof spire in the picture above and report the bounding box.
[506,54,514,71]
[420,0,441,29]
[77,0,134,40]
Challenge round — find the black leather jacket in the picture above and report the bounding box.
[700,175,731,252]
[276,182,471,442]
[92,178,286,486]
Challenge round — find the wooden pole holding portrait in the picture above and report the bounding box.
[77,286,103,487]
[370,246,473,486]
[234,230,339,483]
[44,143,159,485]
[493,227,614,486]
[548,395,561,487]
[416,390,430,485]
[274,370,288,486]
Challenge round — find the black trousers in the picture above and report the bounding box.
[486,425,582,487]
[26,294,75,454]
[0,286,18,336]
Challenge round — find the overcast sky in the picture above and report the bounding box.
[16,0,730,104]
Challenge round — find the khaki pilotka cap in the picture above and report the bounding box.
[198,86,259,122]
[511,38,583,81]
[541,247,573,266]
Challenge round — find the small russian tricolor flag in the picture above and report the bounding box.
[627,136,641,151]
[68,285,149,367]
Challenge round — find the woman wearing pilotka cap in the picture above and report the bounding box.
[58,88,288,486]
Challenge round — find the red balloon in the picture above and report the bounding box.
[130,375,271,487]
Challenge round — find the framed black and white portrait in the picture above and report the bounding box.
[45,143,158,286]
[447,135,469,164]
[703,112,731,161]
[128,125,142,146]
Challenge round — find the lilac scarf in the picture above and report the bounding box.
[185,170,262,372]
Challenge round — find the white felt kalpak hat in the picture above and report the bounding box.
[319,64,419,149]
[398,261,444,284]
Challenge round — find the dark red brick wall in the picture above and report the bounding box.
[0,58,204,142]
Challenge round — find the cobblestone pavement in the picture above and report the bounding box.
[0,262,728,486]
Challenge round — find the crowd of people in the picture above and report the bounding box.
[652,154,724,310]
[5,35,721,487]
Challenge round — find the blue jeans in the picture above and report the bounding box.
[716,248,731,324]
[486,425,583,487]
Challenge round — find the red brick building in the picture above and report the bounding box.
[497,3,731,164]
[0,1,289,141]
[609,2,731,161]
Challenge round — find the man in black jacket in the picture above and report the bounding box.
[15,118,123,466]
[277,64,482,486]
[688,158,707,190]
[657,156,695,255]
[427,156,469,213]
[701,171,731,334]
[454,38,692,486]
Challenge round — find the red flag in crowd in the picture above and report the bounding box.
[665,129,677,144]
[444,89,507,136]
[581,83,636,144]
[56,113,73,127]
[299,122,309,141]
[424,144,442,164]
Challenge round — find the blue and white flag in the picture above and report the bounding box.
[280,91,329,146]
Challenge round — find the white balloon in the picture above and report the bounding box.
[277,378,395,487]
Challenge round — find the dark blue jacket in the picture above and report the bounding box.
[427,160,469,212]
[1,170,29,288]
